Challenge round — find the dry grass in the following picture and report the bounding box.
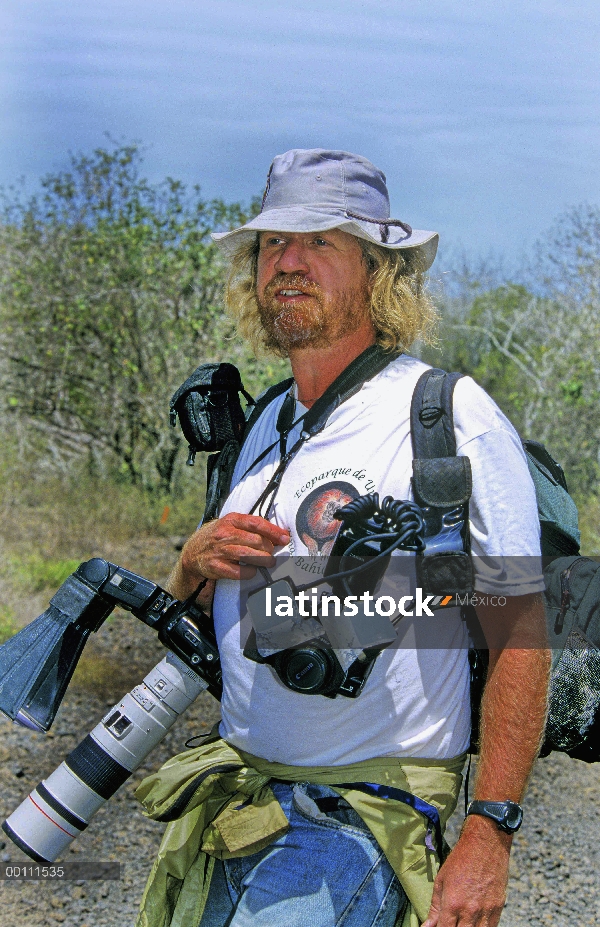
[0,456,203,636]
[69,642,164,701]
[1,480,195,562]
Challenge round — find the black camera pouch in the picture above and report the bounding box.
[412,456,474,594]
[169,363,255,465]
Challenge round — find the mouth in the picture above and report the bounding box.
[264,275,319,305]
[274,288,313,302]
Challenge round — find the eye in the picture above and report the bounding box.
[259,234,287,250]
[313,237,329,247]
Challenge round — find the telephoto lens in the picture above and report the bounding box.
[2,652,207,862]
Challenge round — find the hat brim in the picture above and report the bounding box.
[212,207,439,272]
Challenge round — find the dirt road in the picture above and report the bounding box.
[0,541,598,926]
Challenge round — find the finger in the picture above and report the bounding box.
[191,527,276,573]
[201,559,258,581]
[433,898,485,927]
[424,873,466,927]
[204,542,281,577]
[223,513,290,546]
[422,876,443,927]
[217,527,278,555]
[479,903,504,927]
[196,579,216,609]
[180,517,289,582]
[220,544,277,567]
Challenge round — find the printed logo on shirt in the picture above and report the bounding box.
[295,481,359,556]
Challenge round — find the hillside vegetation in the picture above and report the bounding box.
[0,144,598,620]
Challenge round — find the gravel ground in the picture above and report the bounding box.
[1,540,599,926]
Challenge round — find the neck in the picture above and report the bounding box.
[289,325,377,408]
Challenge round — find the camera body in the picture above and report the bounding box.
[0,557,222,734]
[243,495,431,699]
[244,575,388,698]
[0,558,223,863]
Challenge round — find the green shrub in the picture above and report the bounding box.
[6,554,81,593]
[0,606,18,643]
[577,494,600,556]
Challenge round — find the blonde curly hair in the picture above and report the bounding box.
[224,234,439,356]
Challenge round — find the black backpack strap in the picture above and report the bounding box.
[302,345,400,438]
[411,369,486,755]
[410,368,464,459]
[202,439,242,525]
[410,369,471,509]
[242,378,294,443]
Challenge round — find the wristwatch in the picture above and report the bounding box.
[465,800,523,834]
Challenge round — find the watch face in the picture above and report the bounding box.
[505,802,523,831]
[467,800,523,833]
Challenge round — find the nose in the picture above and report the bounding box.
[274,239,310,275]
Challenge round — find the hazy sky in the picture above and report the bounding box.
[1,0,599,266]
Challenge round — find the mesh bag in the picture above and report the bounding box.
[546,629,600,752]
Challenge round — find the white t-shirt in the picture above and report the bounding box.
[212,354,544,764]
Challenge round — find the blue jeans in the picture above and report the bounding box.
[199,782,407,927]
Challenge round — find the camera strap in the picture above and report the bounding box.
[246,345,402,518]
[235,391,305,489]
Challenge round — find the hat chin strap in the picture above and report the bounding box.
[345,210,412,244]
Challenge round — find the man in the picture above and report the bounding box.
[148,150,549,927]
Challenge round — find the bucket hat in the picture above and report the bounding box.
[212,148,439,271]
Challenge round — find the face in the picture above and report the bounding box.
[255,229,373,351]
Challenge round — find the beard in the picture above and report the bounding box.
[257,273,371,352]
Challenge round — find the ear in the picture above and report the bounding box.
[364,252,378,274]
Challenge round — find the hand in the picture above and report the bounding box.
[180,513,290,585]
[422,817,511,927]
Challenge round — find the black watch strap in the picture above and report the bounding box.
[466,800,523,834]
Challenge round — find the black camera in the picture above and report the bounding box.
[243,495,427,698]
[0,558,223,862]
[0,557,222,734]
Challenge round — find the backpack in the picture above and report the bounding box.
[411,367,600,763]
